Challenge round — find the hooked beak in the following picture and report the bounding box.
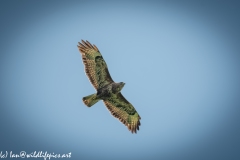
[120,82,125,87]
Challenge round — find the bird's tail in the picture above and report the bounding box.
[82,93,100,107]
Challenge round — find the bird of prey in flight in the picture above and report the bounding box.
[77,40,141,133]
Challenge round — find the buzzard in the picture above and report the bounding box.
[77,40,141,133]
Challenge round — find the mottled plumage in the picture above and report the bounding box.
[77,40,141,133]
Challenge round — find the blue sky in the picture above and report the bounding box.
[1,1,240,160]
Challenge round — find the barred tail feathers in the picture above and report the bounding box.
[82,93,100,107]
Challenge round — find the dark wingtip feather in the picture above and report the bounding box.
[78,40,99,52]
[93,44,99,52]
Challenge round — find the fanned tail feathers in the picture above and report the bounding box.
[83,93,100,107]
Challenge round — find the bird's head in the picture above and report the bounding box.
[113,82,125,93]
[119,82,125,90]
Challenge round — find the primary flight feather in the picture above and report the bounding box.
[77,40,141,133]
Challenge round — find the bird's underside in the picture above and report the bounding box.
[77,40,141,133]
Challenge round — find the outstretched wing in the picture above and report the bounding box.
[77,40,114,90]
[103,93,141,133]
